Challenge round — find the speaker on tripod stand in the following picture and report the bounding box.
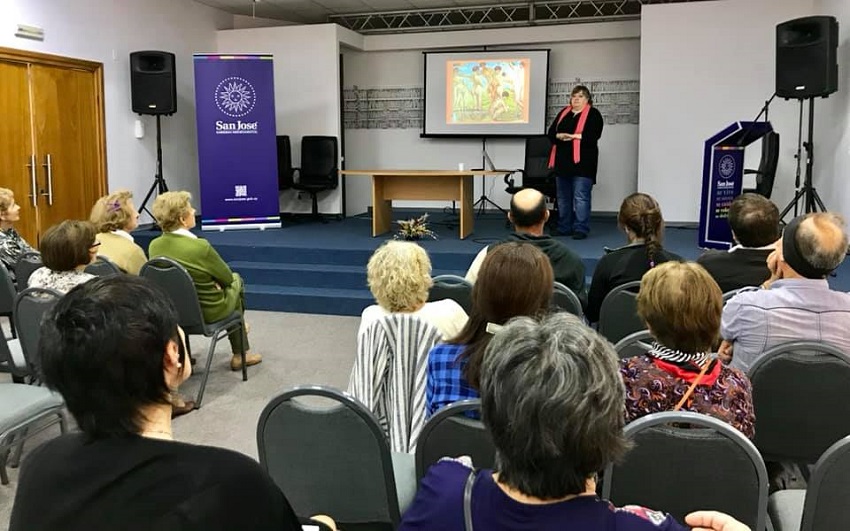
[775,16,838,221]
[130,51,176,226]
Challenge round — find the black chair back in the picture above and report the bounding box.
[603,411,768,530]
[416,399,495,482]
[0,264,17,317]
[14,287,62,377]
[800,435,850,530]
[85,255,122,277]
[14,252,42,291]
[257,386,401,530]
[300,136,339,188]
[521,135,556,197]
[598,280,643,343]
[428,274,472,314]
[552,281,582,317]
[747,341,850,464]
[277,135,295,190]
[139,257,206,334]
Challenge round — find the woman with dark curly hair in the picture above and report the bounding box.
[586,193,681,323]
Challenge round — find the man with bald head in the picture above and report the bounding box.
[465,188,586,306]
[720,212,850,371]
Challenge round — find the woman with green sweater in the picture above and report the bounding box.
[148,191,262,371]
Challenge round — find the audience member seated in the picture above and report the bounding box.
[9,277,315,531]
[149,191,261,372]
[586,193,681,323]
[465,188,586,306]
[427,242,553,416]
[720,212,850,372]
[90,190,146,274]
[28,220,96,293]
[697,193,778,293]
[0,187,37,283]
[359,241,468,340]
[402,313,751,531]
[620,261,755,439]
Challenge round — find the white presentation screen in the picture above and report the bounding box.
[422,49,550,137]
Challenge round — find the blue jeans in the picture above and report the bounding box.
[556,175,593,235]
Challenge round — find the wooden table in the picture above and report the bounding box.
[340,169,508,239]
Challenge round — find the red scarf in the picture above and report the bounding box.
[652,358,721,387]
[548,104,591,169]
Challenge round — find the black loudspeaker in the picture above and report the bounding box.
[130,51,176,115]
[776,16,839,99]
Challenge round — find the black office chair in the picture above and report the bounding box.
[743,131,779,199]
[277,135,295,191]
[504,135,556,198]
[293,136,339,222]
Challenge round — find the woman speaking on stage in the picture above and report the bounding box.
[547,85,604,240]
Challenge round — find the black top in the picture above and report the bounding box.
[696,247,772,293]
[10,433,301,531]
[501,232,587,308]
[546,106,604,182]
[586,243,682,323]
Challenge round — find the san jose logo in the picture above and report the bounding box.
[216,77,256,117]
[718,155,736,179]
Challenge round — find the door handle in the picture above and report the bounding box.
[26,155,37,207]
[41,154,54,206]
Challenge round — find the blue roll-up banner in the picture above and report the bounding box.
[193,54,281,231]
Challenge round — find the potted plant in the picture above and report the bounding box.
[395,213,437,241]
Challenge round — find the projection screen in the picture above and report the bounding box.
[422,49,550,137]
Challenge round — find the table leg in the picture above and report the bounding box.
[372,175,392,237]
[459,175,474,239]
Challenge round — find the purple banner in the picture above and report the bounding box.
[193,54,280,230]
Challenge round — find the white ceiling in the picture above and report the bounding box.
[194,0,560,24]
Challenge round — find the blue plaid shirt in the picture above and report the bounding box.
[426,343,479,417]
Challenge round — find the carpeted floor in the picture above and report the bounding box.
[0,310,360,529]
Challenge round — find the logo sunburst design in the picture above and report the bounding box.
[215,77,256,117]
[718,155,736,179]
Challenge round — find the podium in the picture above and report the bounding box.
[699,121,774,250]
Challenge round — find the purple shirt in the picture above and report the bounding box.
[721,279,850,372]
[399,460,688,531]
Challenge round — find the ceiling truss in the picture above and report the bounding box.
[329,0,710,34]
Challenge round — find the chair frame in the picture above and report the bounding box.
[552,281,583,317]
[429,274,473,314]
[13,251,42,292]
[798,435,850,531]
[13,287,63,382]
[597,280,642,342]
[0,390,68,484]
[257,385,402,528]
[613,329,654,358]
[292,135,339,222]
[747,340,850,464]
[603,411,768,531]
[85,255,123,276]
[140,257,247,408]
[415,399,490,481]
[0,263,17,339]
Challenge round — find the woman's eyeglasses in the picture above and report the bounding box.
[89,241,101,250]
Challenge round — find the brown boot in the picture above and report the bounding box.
[230,352,262,371]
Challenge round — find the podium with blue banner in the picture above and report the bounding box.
[698,121,774,250]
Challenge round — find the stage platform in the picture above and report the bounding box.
[134,210,850,316]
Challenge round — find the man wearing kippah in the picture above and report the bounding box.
[719,212,850,372]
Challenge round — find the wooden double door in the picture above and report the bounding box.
[0,48,106,246]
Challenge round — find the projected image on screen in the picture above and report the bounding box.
[423,49,549,137]
[446,59,530,125]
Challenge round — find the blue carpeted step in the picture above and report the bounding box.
[231,260,467,290]
[245,284,373,316]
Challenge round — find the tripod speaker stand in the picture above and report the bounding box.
[472,138,507,216]
[138,115,169,223]
[778,96,826,222]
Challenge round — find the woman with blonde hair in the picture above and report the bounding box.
[0,187,36,282]
[90,190,146,274]
[586,192,681,323]
[620,261,755,438]
[359,241,468,340]
[148,191,261,372]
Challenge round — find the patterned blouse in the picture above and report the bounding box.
[28,268,95,294]
[0,228,36,282]
[620,344,755,439]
